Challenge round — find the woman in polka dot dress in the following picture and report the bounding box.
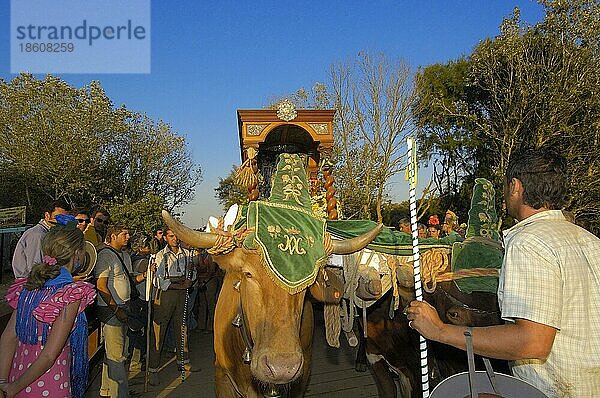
[0,223,96,398]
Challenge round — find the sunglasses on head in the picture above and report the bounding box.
[76,218,90,224]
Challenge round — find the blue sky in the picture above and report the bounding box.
[0,1,545,228]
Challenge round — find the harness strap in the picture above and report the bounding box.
[464,327,478,398]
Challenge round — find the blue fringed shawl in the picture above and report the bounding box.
[15,268,89,398]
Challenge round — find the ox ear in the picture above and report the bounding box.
[309,267,343,304]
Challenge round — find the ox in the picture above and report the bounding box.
[162,210,382,397]
[355,278,503,398]
[339,178,506,397]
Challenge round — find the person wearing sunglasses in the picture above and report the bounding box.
[84,209,110,247]
[74,210,91,232]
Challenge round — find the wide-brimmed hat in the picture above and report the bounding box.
[74,240,97,278]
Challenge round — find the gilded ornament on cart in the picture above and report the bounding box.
[277,99,297,121]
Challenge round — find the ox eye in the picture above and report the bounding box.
[243,271,252,279]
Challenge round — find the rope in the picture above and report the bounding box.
[406,137,430,398]
[323,233,333,256]
[322,233,340,348]
[418,248,499,293]
[434,268,500,282]
[341,252,360,333]
[324,303,341,348]
[420,248,451,293]
[206,224,253,256]
[387,255,401,316]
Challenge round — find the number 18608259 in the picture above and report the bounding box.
[19,42,74,52]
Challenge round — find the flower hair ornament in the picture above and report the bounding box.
[428,214,440,226]
[42,255,58,266]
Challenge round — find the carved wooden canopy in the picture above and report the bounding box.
[236,107,338,218]
[237,108,335,162]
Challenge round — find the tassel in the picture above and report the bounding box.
[234,159,258,188]
[234,147,259,189]
[69,311,89,398]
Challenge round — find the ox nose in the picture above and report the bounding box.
[260,353,303,383]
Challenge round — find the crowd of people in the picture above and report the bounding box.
[0,206,222,398]
[396,209,466,240]
[1,147,599,397]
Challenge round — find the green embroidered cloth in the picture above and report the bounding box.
[451,178,504,293]
[246,201,326,293]
[242,153,327,294]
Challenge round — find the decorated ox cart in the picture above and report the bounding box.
[164,102,508,398]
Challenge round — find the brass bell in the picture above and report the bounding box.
[232,313,243,328]
[264,384,280,397]
[243,348,252,363]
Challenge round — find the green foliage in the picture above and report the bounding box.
[414,0,600,233]
[379,201,410,228]
[0,74,202,225]
[108,192,165,235]
[265,82,332,110]
[214,166,249,211]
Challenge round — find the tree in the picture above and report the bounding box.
[214,166,249,211]
[108,192,165,235]
[330,51,417,222]
[0,74,125,219]
[414,59,482,196]
[414,1,600,233]
[0,74,202,224]
[261,53,417,222]
[110,112,203,211]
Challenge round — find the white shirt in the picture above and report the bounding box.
[153,245,197,291]
[498,210,600,397]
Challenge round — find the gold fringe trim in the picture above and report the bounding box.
[254,240,328,295]
[249,201,329,294]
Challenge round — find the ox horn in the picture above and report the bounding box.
[161,210,218,249]
[331,223,383,255]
